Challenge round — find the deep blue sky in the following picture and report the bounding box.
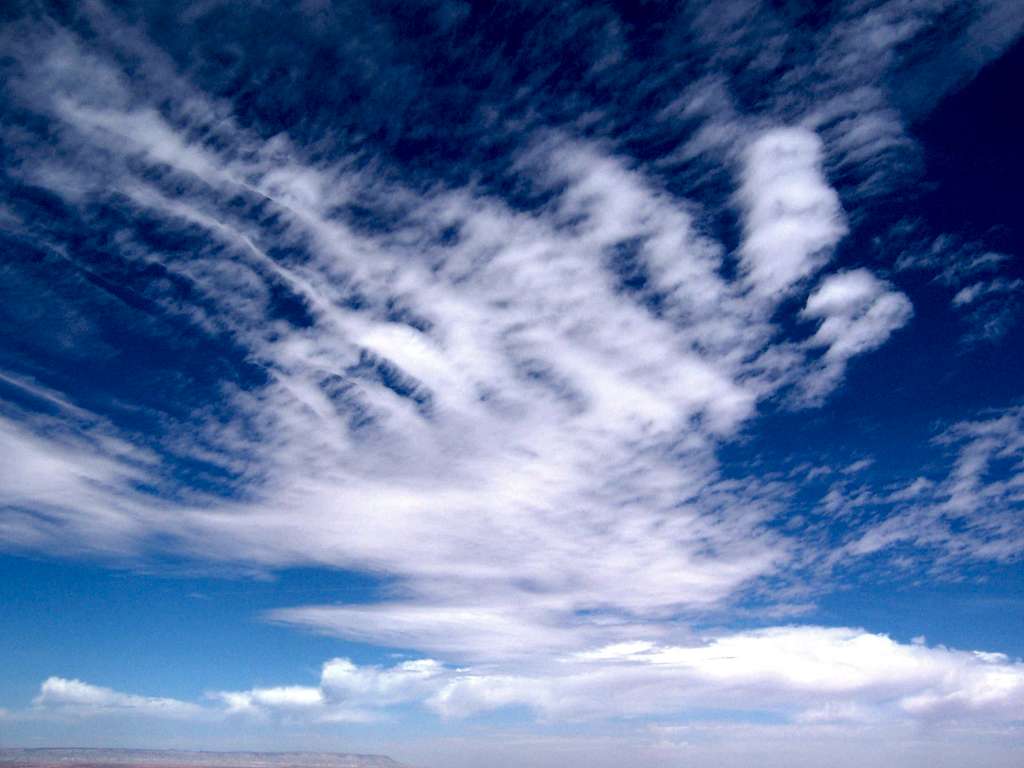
[1,2,1023,767]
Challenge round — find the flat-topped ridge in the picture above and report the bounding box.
[0,751,405,768]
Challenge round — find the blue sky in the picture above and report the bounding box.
[1,1,1023,766]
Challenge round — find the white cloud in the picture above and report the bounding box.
[33,677,205,719]
[28,659,447,724]
[214,686,325,716]
[841,458,875,475]
[2,22,1002,679]
[843,406,1024,566]
[321,658,447,708]
[896,237,1011,286]
[799,269,913,402]
[738,127,847,301]
[206,657,450,723]
[427,626,1024,722]
[27,627,1024,729]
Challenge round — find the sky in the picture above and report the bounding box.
[0,1,1023,766]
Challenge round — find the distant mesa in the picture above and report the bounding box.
[0,751,405,768]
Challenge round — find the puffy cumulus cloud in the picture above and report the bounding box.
[29,659,448,724]
[213,686,325,716]
[320,658,447,710]
[425,626,1024,722]
[33,677,205,719]
[209,657,451,723]
[952,278,1022,307]
[798,269,913,403]
[28,660,446,725]
[203,658,452,724]
[33,627,1023,727]
[738,127,847,301]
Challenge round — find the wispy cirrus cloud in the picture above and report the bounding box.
[0,3,1022,755]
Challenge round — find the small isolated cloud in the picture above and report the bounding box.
[799,269,913,403]
[244,627,1024,723]
[841,458,875,475]
[427,626,1024,722]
